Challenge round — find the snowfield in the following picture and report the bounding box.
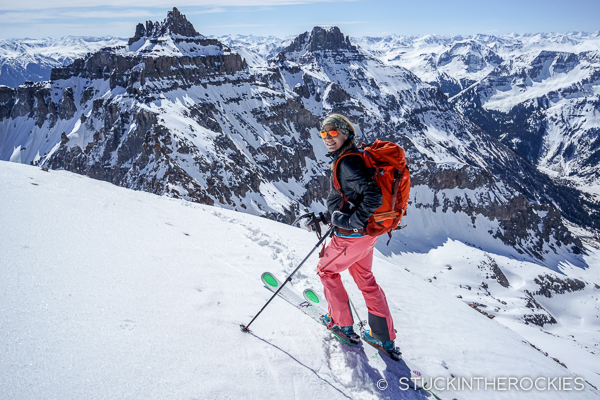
[1,161,599,399]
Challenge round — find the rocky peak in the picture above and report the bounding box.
[128,7,200,45]
[284,26,357,53]
[168,7,199,37]
[50,7,246,95]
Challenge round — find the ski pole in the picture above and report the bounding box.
[241,225,334,332]
[348,297,367,331]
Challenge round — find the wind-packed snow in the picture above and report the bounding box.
[2,161,599,399]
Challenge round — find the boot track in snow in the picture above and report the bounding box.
[258,271,446,399]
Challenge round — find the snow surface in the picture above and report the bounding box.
[1,161,599,399]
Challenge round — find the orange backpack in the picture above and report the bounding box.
[332,140,411,239]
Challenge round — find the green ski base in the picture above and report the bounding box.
[260,272,355,346]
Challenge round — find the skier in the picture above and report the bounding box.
[315,113,401,359]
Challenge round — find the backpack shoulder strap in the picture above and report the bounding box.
[332,150,363,192]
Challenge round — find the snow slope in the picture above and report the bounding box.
[1,161,599,399]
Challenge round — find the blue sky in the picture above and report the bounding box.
[1,0,599,39]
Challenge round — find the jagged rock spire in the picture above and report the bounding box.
[284,26,357,53]
[128,7,200,45]
[168,7,199,37]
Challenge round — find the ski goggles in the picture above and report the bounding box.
[319,129,339,138]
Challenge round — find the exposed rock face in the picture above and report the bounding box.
[485,257,510,288]
[410,161,582,258]
[277,26,364,67]
[129,7,199,45]
[51,41,246,96]
[0,83,57,127]
[285,26,356,53]
[0,86,15,119]
[533,274,586,298]
[523,290,558,327]
[0,13,587,265]
[169,7,199,37]
[59,87,77,120]
[451,50,600,229]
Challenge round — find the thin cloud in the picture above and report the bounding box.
[0,9,155,24]
[319,21,368,25]
[0,12,57,24]
[1,0,353,12]
[7,21,136,38]
[186,7,227,15]
[60,10,156,19]
[207,24,272,28]
[284,20,368,27]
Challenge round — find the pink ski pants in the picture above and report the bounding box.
[316,234,396,341]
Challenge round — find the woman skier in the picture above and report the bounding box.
[316,113,401,360]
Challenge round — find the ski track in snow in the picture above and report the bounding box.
[1,161,600,400]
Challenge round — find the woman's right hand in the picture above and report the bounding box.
[332,211,364,230]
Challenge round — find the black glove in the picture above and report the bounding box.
[319,212,331,225]
[331,211,364,231]
[307,212,331,232]
[307,219,320,233]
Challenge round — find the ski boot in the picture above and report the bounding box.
[363,330,402,361]
[322,314,360,344]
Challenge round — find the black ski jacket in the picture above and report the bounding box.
[326,148,382,227]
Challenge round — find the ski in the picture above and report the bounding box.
[260,272,355,346]
[261,273,445,398]
[302,284,445,400]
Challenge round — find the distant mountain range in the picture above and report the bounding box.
[0,36,127,87]
[4,30,598,198]
[0,9,598,267]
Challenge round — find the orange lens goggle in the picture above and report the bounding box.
[319,129,339,138]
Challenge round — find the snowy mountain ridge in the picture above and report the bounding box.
[0,36,127,87]
[124,8,232,58]
[450,49,600,199]
[219,31,600,199]
[346,33,600,200]
[4,31,599,88]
